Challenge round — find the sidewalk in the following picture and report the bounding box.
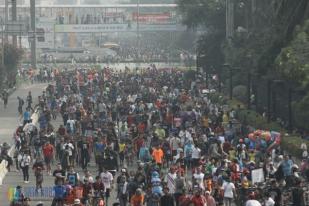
[0,83,47,205]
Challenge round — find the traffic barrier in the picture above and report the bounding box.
[0,159,8,185]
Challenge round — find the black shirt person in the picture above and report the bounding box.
[160,187,174,206]
[268,180,282,206]
[292,180,305,206]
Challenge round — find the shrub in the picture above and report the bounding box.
[232,85,247,102]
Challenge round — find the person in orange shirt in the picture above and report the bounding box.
[152,146,164,166]
[130,188,144,206]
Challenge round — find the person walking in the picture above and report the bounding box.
[223,178,236,206]
[43,141,54,175]
[17,96,24,116]
[2,89,8,108]
[19,150,31,183]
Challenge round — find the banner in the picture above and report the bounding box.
[251,168,265,184]
[54,24,187,33]
[132,12,172,23]
[55,24,129,33]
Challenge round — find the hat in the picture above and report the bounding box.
[74,199,81,204]
[136,188,142,194]
[205,191,210,195]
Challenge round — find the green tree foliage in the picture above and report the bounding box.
[275,20,309,86]
[0,44,23,90]
[177,0,226,74]
[177,0,225,30]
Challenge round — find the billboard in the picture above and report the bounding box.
[132,12,172,24]
[54,23,186,33]
[36,17,54,48]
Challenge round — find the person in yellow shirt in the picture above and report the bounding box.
[119,141,126,165]
[248,149,256,163]
[229,149,236,161]
[202,115,209,128]
[241,176,250,189]
[222,112,229,124]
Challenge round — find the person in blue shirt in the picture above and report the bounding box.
[282,155,293,177]
[12,185,24,205]
[23,108,31,126]
[281,155,293,187]
[139,143,152,163]
[184,140,194,169]
[53,183,67,206]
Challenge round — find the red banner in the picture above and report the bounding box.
[132,12,171,23]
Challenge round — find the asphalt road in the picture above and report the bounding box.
[0,82,120,206]
[0,82,237,206]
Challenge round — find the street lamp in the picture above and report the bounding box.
[223,63,241,100]
[222,63,233,99]
[266,79,284,123]
[0,17,4,69]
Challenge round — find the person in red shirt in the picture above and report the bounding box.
[191,187,207,206]
[134,136,145,159]
[137,122,146,134]
[43,141,54,175]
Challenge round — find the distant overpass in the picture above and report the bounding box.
[0,4,178,8]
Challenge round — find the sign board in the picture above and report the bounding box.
[36,17,54,48]
[5,21,28,35]
[54,23,186,33]
[132,12,172,24]
[251,168,265,184]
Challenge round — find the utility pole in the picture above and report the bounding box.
[12,0,17,47]
[267,79,271,123]
[288,87,292,131]
[0,19,3,91]
[136,0,140,60]
[30,0,36,69]
[4,0,8,42]
[251,0,256,27]
[226,0,234,42]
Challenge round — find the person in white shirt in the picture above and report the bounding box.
[63,140,74,166]
[193,166,205,190]
[264,193,275,206]
[245,194,262,206]
[223,178,236,206]
[18,150,31,183]
[66,118,76,134]
[192,144,201,168]
[164,167,177,194]
[100,167,113,205]
[169,136,181,157]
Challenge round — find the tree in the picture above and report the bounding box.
[177,0,226,75]
[0,44,23,90]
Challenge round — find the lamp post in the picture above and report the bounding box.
[136,0,140,61]
[0,17,4,91]
[247,72,251,109]
[288,87,292,131]
[223,63,233,99]
[30,0,36,69]
[267,79,284,123]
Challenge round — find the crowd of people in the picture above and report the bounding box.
[5,64,309,206]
